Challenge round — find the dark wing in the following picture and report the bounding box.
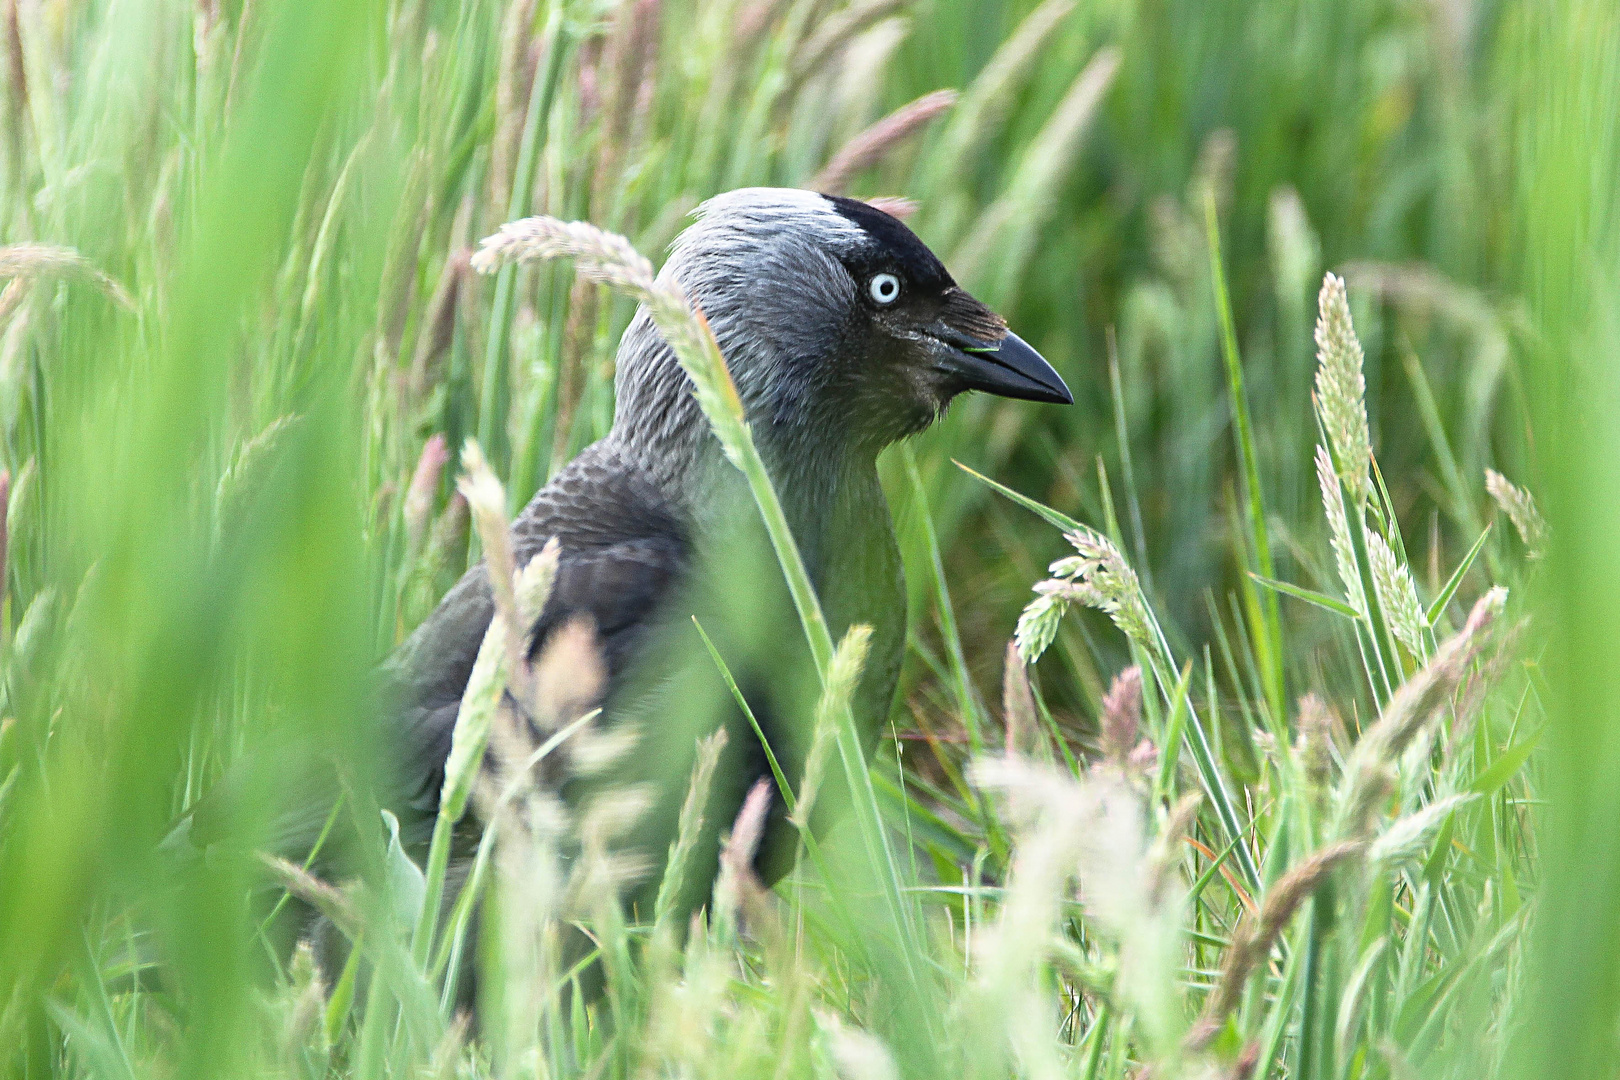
[389,442,689,822]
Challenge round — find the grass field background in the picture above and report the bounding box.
[0,0,1616,1077]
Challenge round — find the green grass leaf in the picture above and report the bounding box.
[1249,572,1362,619]
[1470,729,1542,798]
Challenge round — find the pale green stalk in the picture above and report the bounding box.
[412,448,557,967]
[478,7,567,477]
[1205,191,1286,723]
[900,443,985,754]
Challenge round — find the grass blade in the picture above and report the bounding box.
[1206,190,1286,722]
[1427,523,1493,627]
[1250,572,1362,620]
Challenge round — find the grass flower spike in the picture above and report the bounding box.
[1486,468,1548,558]
[1368,530,1427,653]
[1315,273,1373,505]
[1016,526,1150,662]
[1316,443,1365,613]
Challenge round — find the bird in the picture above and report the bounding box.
[387,187,1073,919]
[172,187,1071,967]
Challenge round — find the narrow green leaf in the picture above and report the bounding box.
[1207,192,1285,721]
[1249,572,1362,619]
[1154,659,1195,803]
[1470,729,1542,797]
[1427,523,1493,626]
[953,458,1083,532]
[478,10,569,476]
[1187,827,1248,905]
[692,615,794,811]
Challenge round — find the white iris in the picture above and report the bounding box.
[869,272,900,304]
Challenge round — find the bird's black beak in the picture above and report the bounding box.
[941,331,1073,405]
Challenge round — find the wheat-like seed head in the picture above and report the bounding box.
[457,438,526,674]
[1099,665,1143,768]
[793,623,872,829]
[1314,273,1373,505]
[712,777,773,937]
[1316,443,1364,614]
[1484,468,1547,558]
[1294,693,1339,793]
[814,1011,901,1080]
[811,89,958,195]
[929,0,1075,186]
[1015,526,1151,662]
[864,196,917,220]
[472,215,749,454]
[1001,640,1046,758]
[471,216,656,295]
[1367,530,1427,653]
[653,727,729,937]
[1268,186,1321,309]
[1368,793,1477,871]
[0,241,135,309]
[1334,587,1505,839]
[789,0,908,93]
[1186,839,1364,1051]
[281,940,328,1059]
[213,415,298,542]
[403,433,449,548]
[970,755,1185,1061]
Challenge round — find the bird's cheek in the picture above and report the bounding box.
[897,352,962,422]
[908,337,969,400]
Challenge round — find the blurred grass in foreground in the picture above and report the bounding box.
[0,0,1613,1077]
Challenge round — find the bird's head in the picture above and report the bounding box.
[618,188,1071,458]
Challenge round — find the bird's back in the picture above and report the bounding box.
[387,426,908,909]
[387,437,691,829]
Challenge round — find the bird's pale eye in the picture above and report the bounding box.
[868,272,901,305]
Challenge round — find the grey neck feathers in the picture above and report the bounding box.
[608,191,893,578]
[608,309,885,582]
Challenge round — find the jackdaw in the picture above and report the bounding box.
[388,187,1072,921]
[168,187,1071,957]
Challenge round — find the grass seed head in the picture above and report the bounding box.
[1016,527,1151,662]
[1369,793,1478,871]
[1001,640,1044,758]
[794,623,872,828]
[812,88,958,194]
[1268,186,1322,309]
[1368,530,1428,653]
[0,241,134,309]
[473,214,749,450]
[927,0,1077,195]
[1336,587,1505,837]
[1295,693,1339,793]
[1485,468,1547,558]
[815,1010,900,1080]
[1317,443,1364,613]
[865,195,917,219]
[1189,840,1365,1050]
[1314,273,1373,505]
[713,778,773,936]
[1100,664,1144,768]
[789,0,909,94]
[655,727,729,934]
[404,433,449,548]
[472,216,657,297]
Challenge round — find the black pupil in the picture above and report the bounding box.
[876,276,895,299]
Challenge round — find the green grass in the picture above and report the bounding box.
[0,0,1615,1078]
